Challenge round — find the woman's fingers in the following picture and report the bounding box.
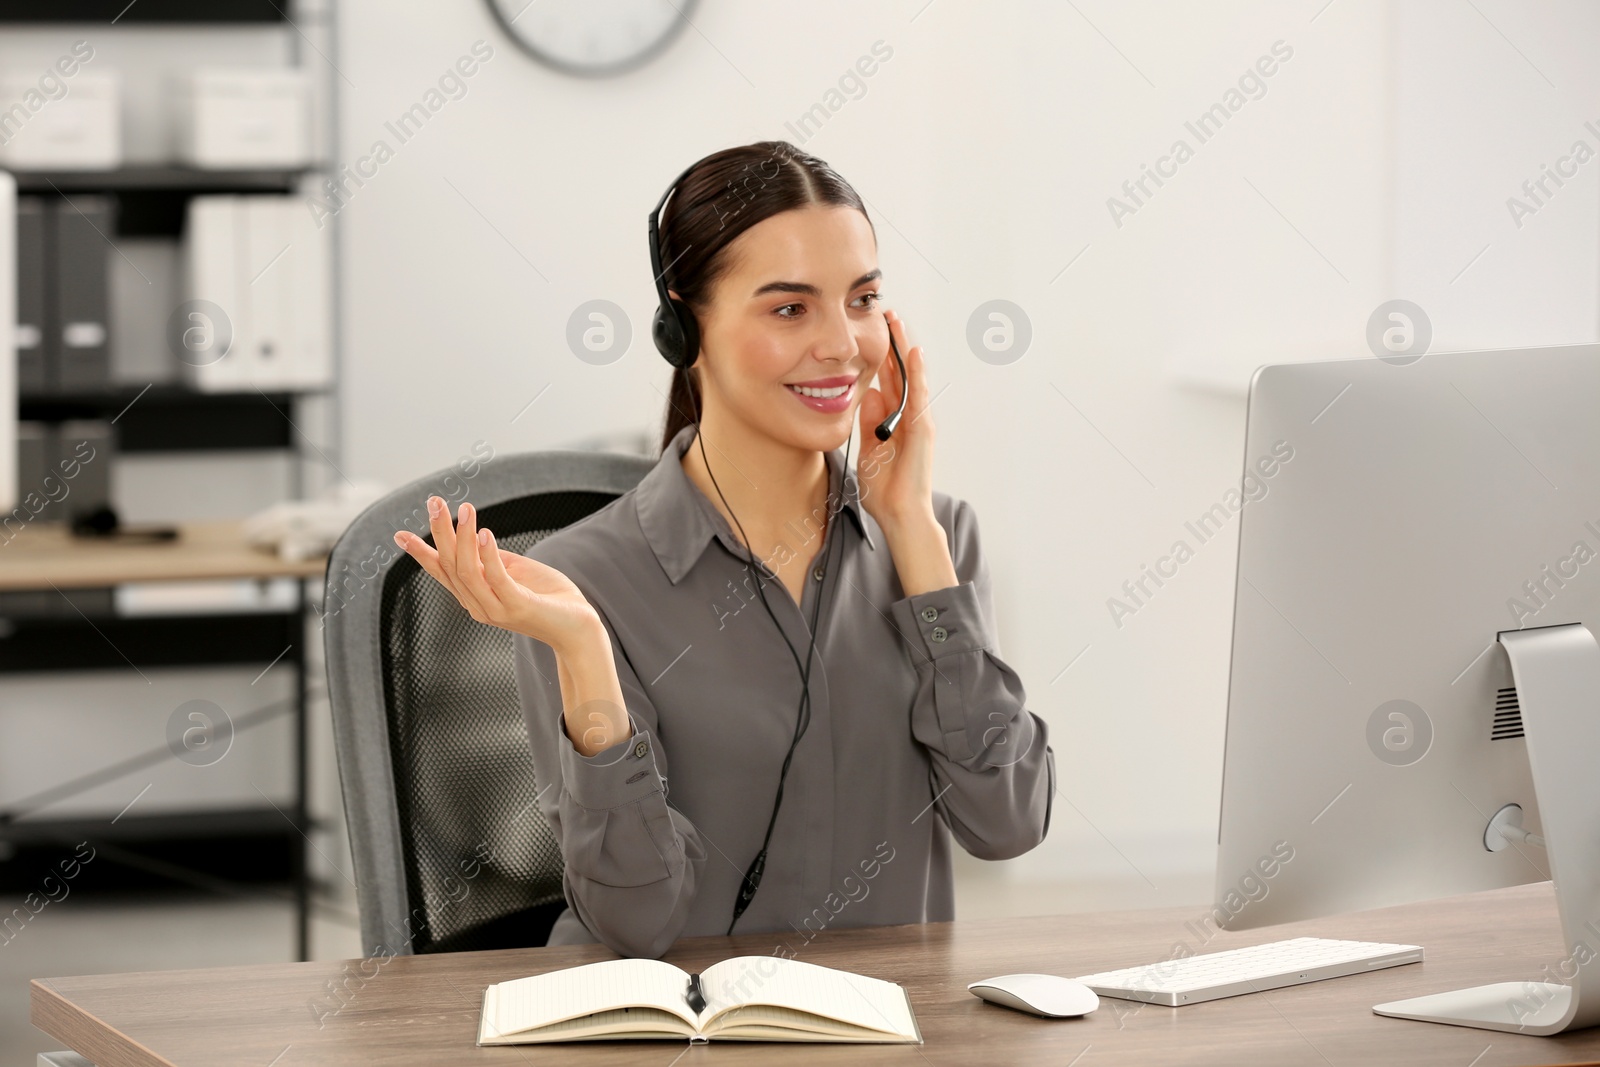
[393,499,550,632]
[480,530,518,597]
[858,379,884,429]
[400,496,478,609]
[889,310,930,424]
[908,341,929,423]
[451,500,476,586]
[396,507,598,648]
[393,529,453,591]
[887,313,909,410]
[426,495,462,589]
[884,310,917,421]
[396,499,457,593]
[452,502,500,622]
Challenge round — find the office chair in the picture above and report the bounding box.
[322,447,653,957]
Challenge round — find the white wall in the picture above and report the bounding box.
[333,0,1598,903]
[1391,0,1600,348]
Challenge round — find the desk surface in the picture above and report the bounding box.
[30,881,1600,1066]
[0,519,324,591]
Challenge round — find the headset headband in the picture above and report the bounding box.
[648,161,698,317]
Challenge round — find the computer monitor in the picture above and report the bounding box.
[1214,344,1600,1034]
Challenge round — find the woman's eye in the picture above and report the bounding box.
[776,303,803,318]
[855,291,882,308]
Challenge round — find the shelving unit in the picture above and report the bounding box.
[0,1,287,22]
[0,596,313,950]
[12,166,302,191]
[1,0,339,961]
[21,385,311,452]
[14,166,307,236]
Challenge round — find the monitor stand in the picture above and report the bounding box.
[1372,622,1600,1035]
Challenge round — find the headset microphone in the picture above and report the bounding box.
[876,327,907,441]
[649,160,901,933]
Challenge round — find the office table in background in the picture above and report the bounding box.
[29,881,1600,1066]
[0,519,325,960]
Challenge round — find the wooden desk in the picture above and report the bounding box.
[29,881,1600,1066]
[0,518,323,590]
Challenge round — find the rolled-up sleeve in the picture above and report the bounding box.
[512,608,708,959]
[888,497,1055,860]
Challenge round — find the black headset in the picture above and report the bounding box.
[649,158,906,933]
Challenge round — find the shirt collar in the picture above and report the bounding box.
[636,422,875,586]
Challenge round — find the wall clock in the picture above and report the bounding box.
[484,0,700,78]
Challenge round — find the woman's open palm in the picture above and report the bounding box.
[393,496,597,654]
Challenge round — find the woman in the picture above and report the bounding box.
[392,141,1054,960]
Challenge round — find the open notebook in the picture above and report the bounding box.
[476,955,922,1045]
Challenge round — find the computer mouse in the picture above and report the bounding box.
[967,973,1100,1018]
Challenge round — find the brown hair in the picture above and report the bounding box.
[655,140,874,455]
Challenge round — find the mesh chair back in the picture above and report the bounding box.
[322,448,653,956]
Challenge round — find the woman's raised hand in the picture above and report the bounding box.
[857,307,937,531]
[393,496,599,654]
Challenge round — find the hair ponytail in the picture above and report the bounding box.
[660,364,702,454]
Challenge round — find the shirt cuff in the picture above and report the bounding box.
[558,712,667,810]
[891,580,990,660]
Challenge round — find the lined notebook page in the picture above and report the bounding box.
[492,958,699,1036]
[495,1006,690,1042]
[711,1004,917,1042]
[698,956,915,1038]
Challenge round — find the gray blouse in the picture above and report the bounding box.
[512,422,1055,958]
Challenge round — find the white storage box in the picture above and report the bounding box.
[0,73,120,170]
[173,69,311,169]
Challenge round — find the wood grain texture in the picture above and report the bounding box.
[0,520,324,590]
[29,881,1600,1066]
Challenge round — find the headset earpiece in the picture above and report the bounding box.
[652,297,700,370]
[650,162,703,371]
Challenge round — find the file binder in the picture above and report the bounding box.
[16,196,45,394]
[51,194,112,392]
[181,194,330,391]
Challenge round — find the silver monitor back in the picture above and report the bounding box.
[1215,344,1600,930]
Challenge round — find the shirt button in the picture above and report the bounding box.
[930,625,948,642]
[813,566,825,581]
[634,739,649,758]
[920,606,939,623]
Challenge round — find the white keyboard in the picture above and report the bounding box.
[1074,936,1423,1006]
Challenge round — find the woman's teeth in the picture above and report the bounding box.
[787,383,851,398]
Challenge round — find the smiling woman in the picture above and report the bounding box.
[391,140,1056,960]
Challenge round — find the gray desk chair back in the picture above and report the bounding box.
[321,448,653,957]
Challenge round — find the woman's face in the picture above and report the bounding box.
[692,204,888,454]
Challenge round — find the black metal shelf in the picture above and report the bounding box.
[20,385,328,452]
[15,167,313,235]
[0,806,300,844]
[0,0,287,22]
[0,808,300,894]
[13,166,306,194]
[0,609,303,671]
